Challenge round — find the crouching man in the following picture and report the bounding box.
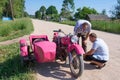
[84,33,109,69]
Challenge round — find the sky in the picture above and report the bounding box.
[25,0,118,16]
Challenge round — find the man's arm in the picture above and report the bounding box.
[85,49,95,56]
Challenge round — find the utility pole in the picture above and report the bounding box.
[9,0,14,20]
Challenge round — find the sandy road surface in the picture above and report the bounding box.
[31,19,120,80]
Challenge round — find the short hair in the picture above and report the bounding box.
[82,22,89,26]
[89,33,97,38]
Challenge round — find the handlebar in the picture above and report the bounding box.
[53,29,61,32]
[53,29,66,35]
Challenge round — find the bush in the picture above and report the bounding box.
[12,22,26,31]
[0,26,12,37]
[0,18,33,41]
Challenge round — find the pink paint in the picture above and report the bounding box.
[34,41,56,63]
[68,44,85,55]
[29,35,49,51]
[19,39,28,57]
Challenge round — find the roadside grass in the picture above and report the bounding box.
[91,20,120,34]
[0,18,34,42]
[60,20,76,26]
[0,43,35,80]
[60,20,120,34]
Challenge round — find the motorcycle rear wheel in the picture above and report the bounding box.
[69,50,84,78]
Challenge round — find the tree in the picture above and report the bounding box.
[110,0,120,19]
[46,5,58,21]
[0,0,8,18]
[74,7,98,20]
[35,10,41,19]
[101,9,106,15]
[46,5,58,15]
[2,1,11,17]
[0,0,25,19]
[60,0,75,19]
[39,6,46,19]
[24,11,29,17]
[13,0,25,18]
[74,8,83,20]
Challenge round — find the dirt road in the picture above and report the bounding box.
[31,19,120,80]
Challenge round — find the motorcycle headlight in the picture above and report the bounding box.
[71,35,78,43]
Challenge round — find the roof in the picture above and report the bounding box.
[86,14,109,21]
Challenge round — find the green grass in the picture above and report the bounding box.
[0,18,34,42]
[60,20,120,34]
[60,20,76,26]
[0,43,34,80]
[91,20,120,34]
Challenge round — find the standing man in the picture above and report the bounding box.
[74,19,92,52]
[84,33,109,69]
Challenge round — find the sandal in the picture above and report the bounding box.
[96,64,106,69]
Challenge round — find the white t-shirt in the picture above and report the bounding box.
[74,20,91,35]
[92,38,109,61]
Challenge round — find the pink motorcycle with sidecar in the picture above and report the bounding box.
[19,29,84,78]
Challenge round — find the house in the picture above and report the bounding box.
[59,17,68,22]
[2,16,12,21]
[86,14,110,21]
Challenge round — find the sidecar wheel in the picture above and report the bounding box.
[69,51,84,78]
[20,56,29,66]
[20,46,30,66]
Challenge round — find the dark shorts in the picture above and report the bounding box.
[84,55,107,63]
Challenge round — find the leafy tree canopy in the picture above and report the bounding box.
[35,10,41,19]
[46,5,58,15]
[74,7,98,20]
[60,0,75,19]
[0,0,25,19]
[110,0,120,19]
[39,6,46,19]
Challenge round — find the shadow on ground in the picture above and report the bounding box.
[84,62,96,70]
[0,52,96,80]
[33,62,77,80]
[33,61,97,80]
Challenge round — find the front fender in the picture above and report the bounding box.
[68,44,85,55]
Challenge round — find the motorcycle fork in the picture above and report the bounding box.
[66,52,72,64]
[66,51,77,64]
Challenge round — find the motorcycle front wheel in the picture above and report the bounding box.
[69,50,84,78]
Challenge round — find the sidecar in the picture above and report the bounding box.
[19,35,56,63]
